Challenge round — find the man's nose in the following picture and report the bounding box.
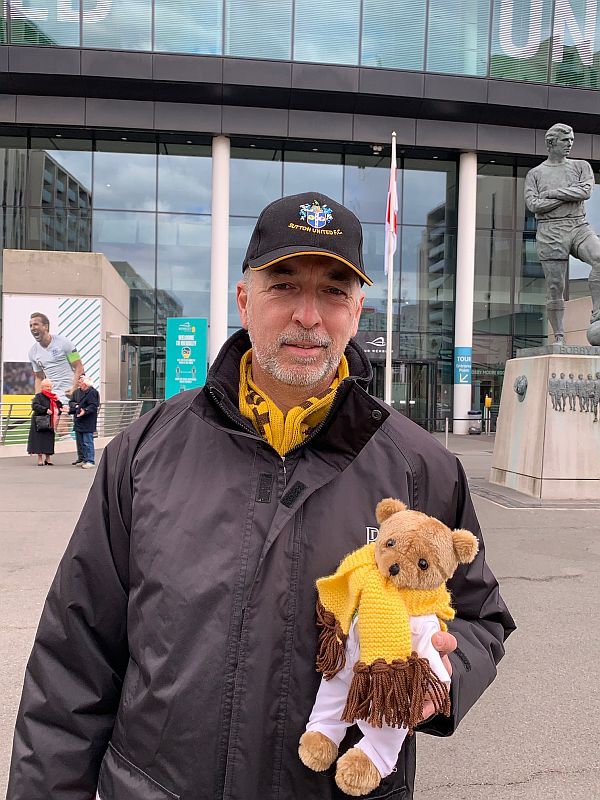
[291,294,322,328]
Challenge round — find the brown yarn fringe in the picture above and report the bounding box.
[315,601,347,680]
[341,652,451,734]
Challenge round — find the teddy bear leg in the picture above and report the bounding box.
[334,747,382,797]
[298,730,338,772]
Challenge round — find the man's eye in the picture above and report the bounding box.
[325,287,345,296]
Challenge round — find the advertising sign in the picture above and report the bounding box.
[165,317,207,399]
[1,294,102,403]
[454,346,472,385]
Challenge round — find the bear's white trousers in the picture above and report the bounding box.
[305,614,451,779]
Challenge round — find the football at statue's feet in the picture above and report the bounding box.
[586,319,600,346]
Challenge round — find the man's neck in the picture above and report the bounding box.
[39,333,52,348]
[546,154,567,166]
[250,361,337,416]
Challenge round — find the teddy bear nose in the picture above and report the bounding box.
[389,563,400,576]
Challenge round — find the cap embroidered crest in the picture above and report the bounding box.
[300,202,333,230]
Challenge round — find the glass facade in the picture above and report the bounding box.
[5,0,600,87]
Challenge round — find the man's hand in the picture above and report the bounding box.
[420,631,457,722]
[77,409,85,417]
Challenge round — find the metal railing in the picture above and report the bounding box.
[0,400,147,446]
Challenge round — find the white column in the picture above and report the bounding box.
[453,152,477,435]
[209,135,231,365]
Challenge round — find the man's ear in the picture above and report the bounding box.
[452,529,479,564]
[375,498,407,524]
[236,280,249,330]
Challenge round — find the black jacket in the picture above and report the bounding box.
[70,386,99,433]
[8,331,515,800]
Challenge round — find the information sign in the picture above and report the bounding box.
[165,317,207,399]
[453,346,472,385]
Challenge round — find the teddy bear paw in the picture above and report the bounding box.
[298,731,338,772]
[335,747,382,797]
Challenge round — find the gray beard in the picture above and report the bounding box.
[248,329,344,387]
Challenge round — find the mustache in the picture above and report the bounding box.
[277,330,332,347]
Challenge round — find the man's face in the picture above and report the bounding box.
[29,316,48,341]
[237,255,364,388]
[549,131,574,158]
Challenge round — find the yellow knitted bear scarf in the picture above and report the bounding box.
[315,543,454,733]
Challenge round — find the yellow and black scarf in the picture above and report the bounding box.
[316,543,454,733]
[238,349,349,456]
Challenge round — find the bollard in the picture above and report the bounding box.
[445,416,449,450]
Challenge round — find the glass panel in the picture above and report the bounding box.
[358,222,400,333]
[82,0,151,50]
[516,163,539,232]
[28,149,92,208]
[283,152,343,202]
[476,162,515,229]
[472,334,512,415]
[361,0,426,70]
[0,147,28,206]
[550,0,600,88]
[399,226,456,332]
[343,154,392,225]
[230,148,282,217]
[94,151,157,211]
[0,207,27,249]
[225,0,292,60]
[0,2,5,43]
[27,208,91,251]
[474,229,513,334]
[293,0,360,64]
[93,210,156,334]
[158,146,212,213]
[402,160,457,227]
[490,0,552,82]
[229,217,257,329]
[154,0,222,54]
[9,0,80,45]
[514,231,546,336]
[156,214,211,335]
[427,0,490,76]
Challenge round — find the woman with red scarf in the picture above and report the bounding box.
[27,378,63,466]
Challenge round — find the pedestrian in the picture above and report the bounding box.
[7,192,515,800]
[27,378,63,467]
[71,374,99,469]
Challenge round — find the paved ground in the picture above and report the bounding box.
[1,436,599,799]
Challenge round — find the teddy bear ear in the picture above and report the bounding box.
[375,498,407,524]
[452,529,479,564]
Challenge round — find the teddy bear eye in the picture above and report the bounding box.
[386,538,396,548]
[418,558,429,570]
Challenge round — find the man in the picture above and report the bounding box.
[28,312,85,405]
[69,374,100,469]
[567,372,576,411]
[524,123,600,343]
[548,371,559,410]
[8,193,514,800]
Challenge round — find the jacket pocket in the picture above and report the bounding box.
[97,743,180,800]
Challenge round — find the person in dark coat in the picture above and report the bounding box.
[8,193,515,800]
[71,374,99,469]
[27,378,63,466]
[68,376,90,466]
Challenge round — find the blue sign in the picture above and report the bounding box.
[454,346,472,385]
[165,318,208,399]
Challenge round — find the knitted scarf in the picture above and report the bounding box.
[238,349,349,456]
[316,543,454,733]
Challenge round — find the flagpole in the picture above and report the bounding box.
[384,131,397,406]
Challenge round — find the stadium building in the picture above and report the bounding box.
[0,0,599,428]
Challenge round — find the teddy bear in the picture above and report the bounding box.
[298,497,479,797]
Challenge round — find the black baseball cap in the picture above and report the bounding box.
[242,192,373,286]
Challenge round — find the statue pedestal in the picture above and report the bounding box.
[490,347,600,500]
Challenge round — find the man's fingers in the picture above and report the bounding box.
[431,631,457,656]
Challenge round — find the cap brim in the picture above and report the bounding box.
[247,246,373,287]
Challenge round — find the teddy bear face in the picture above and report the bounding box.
[374,511,461,592]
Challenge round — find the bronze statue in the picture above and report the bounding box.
[524,123,600,344]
